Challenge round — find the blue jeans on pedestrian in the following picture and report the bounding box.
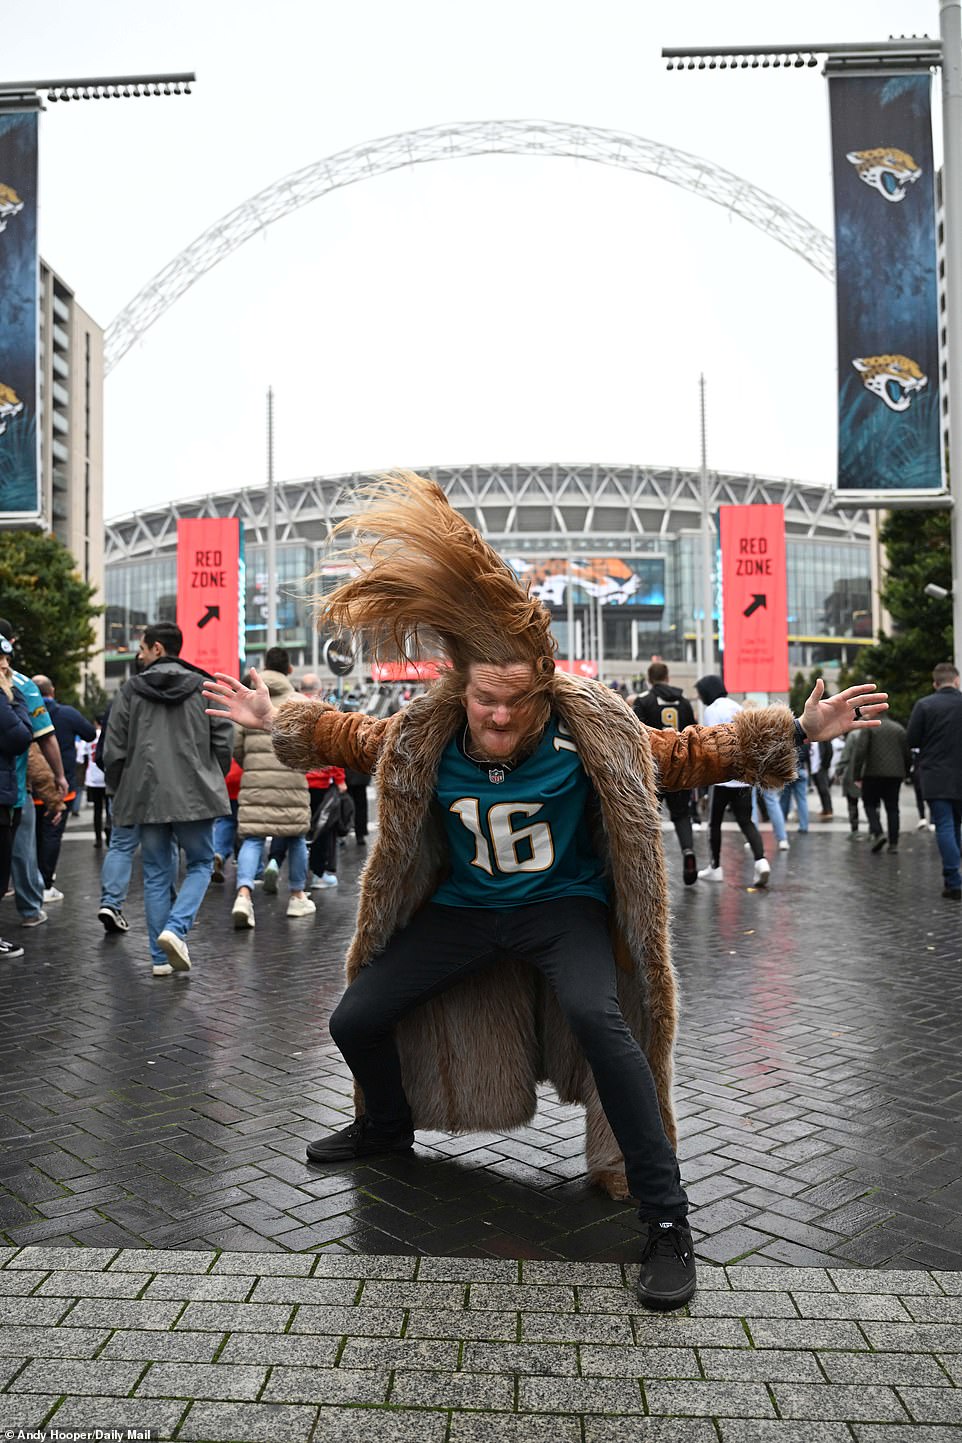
[780,773,809,832]
[237,835,308,892]
[100,823,141,909]
[213,801,238,862]
[752,787,788,844]
[11,796,45,920]
[929,798,962,891]
[140,819,215,964]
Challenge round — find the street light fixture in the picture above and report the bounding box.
[0,73,195,112]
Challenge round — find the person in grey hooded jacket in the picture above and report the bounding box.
[104,622,232,976]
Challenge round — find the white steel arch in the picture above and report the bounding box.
[104,119,834,373]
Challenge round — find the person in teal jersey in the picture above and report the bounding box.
[0,621,68,927]
[205,472,888,1314]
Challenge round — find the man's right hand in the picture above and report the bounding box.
[203,669,274,732]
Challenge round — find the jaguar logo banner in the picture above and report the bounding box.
[829,74,945,500]
[0,112,39,519]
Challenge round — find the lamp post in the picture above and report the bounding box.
[265,387,277,648]
[662,26,961,673]
[698,374,714,680]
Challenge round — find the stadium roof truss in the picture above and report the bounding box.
[105,462,869,564]
[104,119,834,373]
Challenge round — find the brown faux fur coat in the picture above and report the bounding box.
[274,673,796,1198]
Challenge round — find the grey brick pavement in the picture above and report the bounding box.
[3,832,962,1270]
[0,1246,959,1439]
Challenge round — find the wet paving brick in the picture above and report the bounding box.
[0,826,959,1266]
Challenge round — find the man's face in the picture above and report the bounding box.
[464,662,541,761]
[137,638,164,669]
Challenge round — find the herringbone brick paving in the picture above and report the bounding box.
[1,818,960,1267]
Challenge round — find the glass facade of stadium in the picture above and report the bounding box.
[103,464,876,690]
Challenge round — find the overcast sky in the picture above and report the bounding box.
[6,0,941,518]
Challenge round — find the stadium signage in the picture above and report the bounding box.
[719,504,789,695]
[829,73,945,500]
[0,110,40,519]
[176,517,242,679]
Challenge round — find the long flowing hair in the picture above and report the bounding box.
[317,470,557,684]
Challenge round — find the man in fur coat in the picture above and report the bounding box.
[204,472,886,1311]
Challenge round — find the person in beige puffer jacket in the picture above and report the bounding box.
[231,648,314,929]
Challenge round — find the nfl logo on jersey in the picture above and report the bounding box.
[487,767,506,785]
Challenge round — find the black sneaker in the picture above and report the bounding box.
[870,834,887,853]
[635,1220,697,1312]
[211,853,225,884]
[682,851,698,886]
[942,887,962,900]
[306,1115,414,1164]
[98,905,129,934]
[0,938,25,960]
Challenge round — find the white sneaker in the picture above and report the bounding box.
[777,839,790,852]
[286,894,316,918]
[43,887,64,904]
[232,893,255,929]
[152,962,174,977]
[692,822,707,832]
[21,909,48,927]
[262,858,280,895]
[314,872,339,888]
[157,930,191,971]
[753,857,771,887]
[698,865,723,882]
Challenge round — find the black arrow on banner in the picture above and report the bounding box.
[743,593,767,619]
[197,605,220,629]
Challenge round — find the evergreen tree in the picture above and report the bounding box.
[843,509,951,724]
[0,530,101,703]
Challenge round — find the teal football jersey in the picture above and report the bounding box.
[432,716,609,908]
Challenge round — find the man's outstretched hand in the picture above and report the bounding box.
[801,678,888,742]
[203,669,274,732]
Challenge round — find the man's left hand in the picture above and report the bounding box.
[801,679,888,741]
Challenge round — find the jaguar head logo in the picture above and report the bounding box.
[0,382,24,436]
[0,183,24,233]
[852,354,927,413]
[845,148,922,203]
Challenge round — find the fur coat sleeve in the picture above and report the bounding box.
[648,706,797,792]
[271,698,393,775]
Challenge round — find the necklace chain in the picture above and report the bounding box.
[462,724,514,772]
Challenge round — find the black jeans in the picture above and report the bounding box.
[36,805,67,888]
[0,807,20,902]
[87,786,110,844]
[862,776,902,845]
[708,785,763,866]
[329,897,688,1220]
[347,783,368,840]
[662,789,693,854]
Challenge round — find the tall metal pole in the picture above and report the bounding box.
[942,0,962,674]
[566,538,575,666]
[266,386,277,648]
[698,374,715,679]
[596,592,605,679]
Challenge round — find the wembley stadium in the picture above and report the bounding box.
[103,460,877,690]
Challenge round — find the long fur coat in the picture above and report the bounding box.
[274,672,796,1198]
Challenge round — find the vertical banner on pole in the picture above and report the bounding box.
[177,518,242,679]
[0,112,40,519]
[719,503,789,694]
[829,73,945,499]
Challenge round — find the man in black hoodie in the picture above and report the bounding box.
[907,661,962,900]
[633,663,699,885]
[104,622,232,975]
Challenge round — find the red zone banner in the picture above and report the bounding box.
[719,503,789,695]
[176,518,242,679]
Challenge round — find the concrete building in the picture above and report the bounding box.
[39,259,105,681]
[104,462,875,695]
